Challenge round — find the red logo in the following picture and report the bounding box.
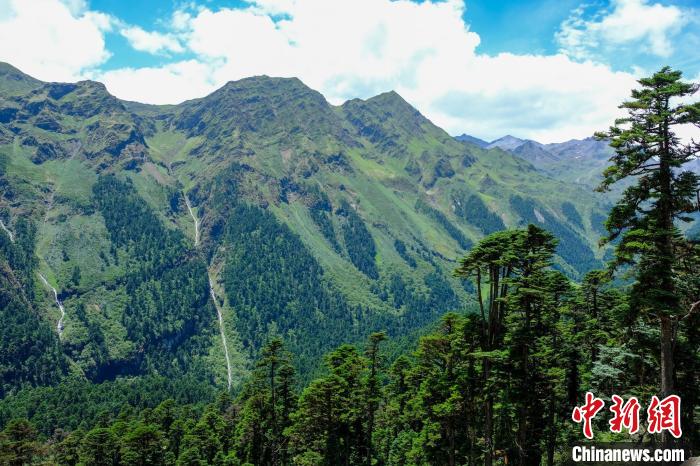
[609,395,641,435]
[647,395,682,439]
[572,393,682,439]
[572,392,606,439]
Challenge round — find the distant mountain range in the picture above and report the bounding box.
[457,132,700,188]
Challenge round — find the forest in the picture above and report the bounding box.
[0,64,699,465]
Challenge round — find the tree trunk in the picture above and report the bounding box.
[484,390,493,466]
[448,419,456,466]
[660,316,674,397]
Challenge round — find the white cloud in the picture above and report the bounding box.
[59,0,88,15]
[0,0,112,82]
[557,0,686,60]
[171,8,194,31]
[245,0,298,15]
[423,53,638,142]
[97,60,217,104]
[120,26,184,54]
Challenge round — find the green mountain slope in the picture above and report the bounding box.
[0,63,612,400]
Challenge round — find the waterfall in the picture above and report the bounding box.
[0,219,14,243]
[184,193,200,247]
[38,273,65,338]
[184,190,232,390]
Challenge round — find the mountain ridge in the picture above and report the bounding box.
[1,62,612,398]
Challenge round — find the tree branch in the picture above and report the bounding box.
[680,300,700,321]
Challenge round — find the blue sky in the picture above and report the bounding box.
[88,0,700,76]
[1,0,698,142]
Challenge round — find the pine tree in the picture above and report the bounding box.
[288,345,367,465]
[120,422,166,466]
[54,429,83,466]
[504,226,559,465]
[596,67,700,404]
[0,419,41,466]
[455,229,522,466]
[364,331,386,466]
[235,338,295,465]
[79,427,121,466]
[580,270,611,362]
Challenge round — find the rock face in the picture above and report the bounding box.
[0,70,149,168]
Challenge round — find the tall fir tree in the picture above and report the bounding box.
[596,67,700,404]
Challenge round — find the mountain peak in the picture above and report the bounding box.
[174,74,343,143]
[455,134,489,148]
[340,90,452,155]
[217,75,317,96]
[0,62,42,96]
[487,135,526,151]
[363,90,418,114]
[342,90,427,127]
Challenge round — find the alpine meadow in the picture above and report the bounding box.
[0,17,700,466]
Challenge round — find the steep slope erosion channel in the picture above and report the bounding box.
[0,219,14,243]
[38,273,65,339]
[184,192,232,391]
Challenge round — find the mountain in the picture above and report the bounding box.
[478,134,615,187]
[511,140,559,166]
[0,63,612,409]
[0,62,42,96]
[454,133,489,147]
[486,134,526,151]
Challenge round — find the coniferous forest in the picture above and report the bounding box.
[0,56,700,466]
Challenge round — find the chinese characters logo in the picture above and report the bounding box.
[571,392,682,439]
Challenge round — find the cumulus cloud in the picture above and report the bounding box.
[120,26,184,54]
[0,0,111,81]
[425,53,637,141]
[556,0,686,60]
[58,0,88,15]
[98,60,218,104]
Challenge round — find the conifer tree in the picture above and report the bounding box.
[364,331,386,466]
[455,229,522,466]
[596,67,700,402]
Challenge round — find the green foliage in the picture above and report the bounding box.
[392,239,416,268]
[0,376,216,436]
[451,189,506,235]
[79,427,121,466]
[221,201,357,375]
[3,64,700,465]
[1,230,698,464]
[93,175,215,378]
[304,184,340,251]
[510,195,600,274]
[0,419,41,466]
[561,201,584,229]
[415,198,472,250]
[233,339,296,465]
[0,218,66,397]
[338,200,379,279]
[596,66,700,398]
[309,208,339,251]
[590,211,608,236]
